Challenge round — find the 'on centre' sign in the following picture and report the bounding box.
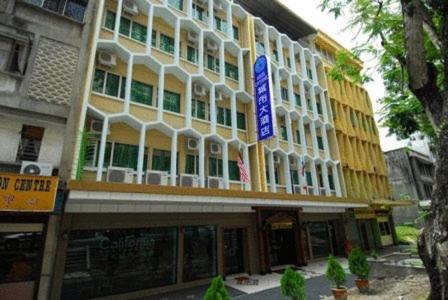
[254,55,277,141]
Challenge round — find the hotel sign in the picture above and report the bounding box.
[254,55,277,141]
[0,173,59,212]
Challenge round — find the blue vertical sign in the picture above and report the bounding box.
[254,55,276,141]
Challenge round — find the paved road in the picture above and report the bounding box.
[142,274,356,300]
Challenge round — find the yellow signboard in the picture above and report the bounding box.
[0,173,59,212]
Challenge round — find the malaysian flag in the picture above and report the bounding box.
[301,157,306,176]
[237,153,250,183]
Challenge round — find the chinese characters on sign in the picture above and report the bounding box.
[254,55,276,141]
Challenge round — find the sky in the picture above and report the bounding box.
[278,0,413,152]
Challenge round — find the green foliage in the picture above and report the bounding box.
[280,267,306,300]
[348,247,370,279]
[395,225,420,245]
[370,250,379,259]
[326,255,346,289]
[204,276,230,300]
[76,131,89,180]
[320,0,444,144]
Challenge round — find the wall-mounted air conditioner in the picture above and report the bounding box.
[97,51,117,68]
[215,90,223,102]
[145,170,169,185]
[106,167,134,183]
[206,39,218,53]
[89,120,109,135]
[180,174,199,187]
[187,30,198,45]
[289,157,297,168]
[208,176,223,189]
[193,83,206,96]
[213,1,223,12]
[255,26,264,37]
[123,0,138,16]
[293,185,302,194]
[273,155,281,165]
[187,138,199,151]
[20,161,53,176]
[210,143,221,155]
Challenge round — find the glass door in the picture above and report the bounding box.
[223,228,244,275]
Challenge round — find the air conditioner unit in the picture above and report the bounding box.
[293,185,302,194]
[106,167,134,183]
[210,143,221,155]
[208,176,223,189]
[123,0,138,16]
[193,83,206,96]
[213,1,223,12]
[145,170,169,185]
[187,138,199,151]
[180,174,199,187]
[197,0,207,5]
[206,39,218,53]
[187,30,198,45]
[89,120,109,135]
[255,26,264,37]
[289,157,297,168]
[215,90,223,102]
[20,161,53,176]
[273,155,281,165]
[97,51,117,68]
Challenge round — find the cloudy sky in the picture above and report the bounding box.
[278,0,411,152]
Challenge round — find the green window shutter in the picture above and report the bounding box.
[160,34,175,54]
[187,46,197,63]
[292,170,299,185]
[317,102,322,114]
[163,90,181,113]
[131,22,147,43]
[306,171,313,186]
[296,130,301,144]
[105,11,116,30]
[237,112,246,130]
[232,25,239,40]
[105,73,120,97]
[229,160,240,181]
[119,17,131,36]
[281,87,288,101]
[185,155,198,174]
[92,69,105,93]
[113,143,141,170]
[151,30,157,47]
[217,107,225,125]
[225,108,232,126]
[95,141,112,167]
[294,93,301,106]
[281,126,288,141]
[119,76,126,99]
[131,81,152,105]
[328,174,335,190]
[317,136,324,150]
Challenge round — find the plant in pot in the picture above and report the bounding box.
[280,266,306,300]
[326,255,347,300]
[348,247,370,294]
[204,276,230,300]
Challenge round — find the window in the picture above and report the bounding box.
[287,58,291,68]
[317,136,324,150]
[131,22,147,43]
[0,36,28,75]
[163,90,181,113]
[229,160,240,181]
[92,69,128,100]
[24,0,87,22]
[113,143,147,170]
[232,26,240,40]
[131,80,152,106]
[214,16,227,32]
[265,166,279,185]
[423,184,432,199]
[104,11,148,44]
[160,34,175,54]
[187,46,198,64]
[379,221,391,236]
[272,49,278,62]
[316,102,323,115]
[217,107,231,127]
[151,30,157,47]
[206,55,220,72]
[152,149,172,172]
[104,10,115,29]
[208,157,223,177]
[292,170,300,185]
[119,17,131,36]
[61,227,178,299]
[281,126,288,141]
[192,99,206,120]
[185,154,199,174]
[168,0,183,11]
[306,171,313,186]
[91,141,111,168]
[192,3,205,21]
[237,112,246,130]
[281,87,288,101]
[225,62,238,80]
[294,93,301,107]
[105,73,120,97]
[183,226,217,282]
[16,125,44,161]
[328,174,335,190]
[255,41,265,54]
[295,130,301,144]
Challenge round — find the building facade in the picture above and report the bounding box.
[314,31,399,250]
[385,147,434,225]
[0,1,93,300]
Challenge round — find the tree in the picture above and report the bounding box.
[204,276,230,300]
[320,0,448,298]
[326,255,346,289]
[280,267,306,300]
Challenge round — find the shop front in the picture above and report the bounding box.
[0,173,59,300]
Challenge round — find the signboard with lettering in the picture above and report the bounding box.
[254,55,277,141]
[0,173,59,212]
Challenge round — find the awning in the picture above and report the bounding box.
[371,199,415,208]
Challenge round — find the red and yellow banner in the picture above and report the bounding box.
[0,173,59,212]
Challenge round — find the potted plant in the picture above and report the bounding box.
[348,247,370,293]
[280,267,306,300]
[204,276,230,300]
[326,255,347,300]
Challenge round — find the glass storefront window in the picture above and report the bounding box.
[308,222,331,258]
[61,227,178,299]
[183,225,217,282]
[0,231,43,284]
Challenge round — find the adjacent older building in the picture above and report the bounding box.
[0,1,93,299]
[385,147,434,224]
